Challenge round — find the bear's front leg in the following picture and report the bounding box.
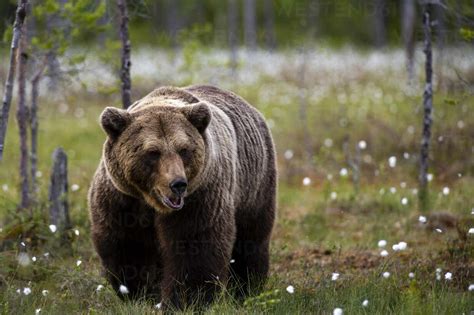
[89,177,162,301]
[158,216,235,311]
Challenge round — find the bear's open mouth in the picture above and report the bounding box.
[162,196,184,210]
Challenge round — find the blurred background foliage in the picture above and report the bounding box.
[1,0,474,49]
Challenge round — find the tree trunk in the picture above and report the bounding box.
[243,0,257,50]
[117,0,132,109]
[308,0,319,39]
[419,6,433,212]
[45,0,68,91]
[49,148,70,232]
[434,3,446,90]
[165,0,179,51]
[0,0,28,161]
[30,58,47,201]
[298,47,312,169]
[373,0,387,48]
[97,0,110,47]
[401,0,416,84]
[16,22,30,211]
[228,0,238,77]
[263,0,276,50]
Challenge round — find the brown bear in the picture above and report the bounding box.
[88,85,277,309]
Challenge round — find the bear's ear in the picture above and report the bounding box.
[100,107,131,139]
[182,102,211,134]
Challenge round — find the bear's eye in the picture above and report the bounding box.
[178,148,192,161]
[145,150,161,161]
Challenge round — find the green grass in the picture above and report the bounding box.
[1,55,473,314]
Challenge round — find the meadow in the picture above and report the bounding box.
[0,46,473,314]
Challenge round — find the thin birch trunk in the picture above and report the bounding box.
[228,0,238,77]
[263,0,276,50]
[16,22,30,211]
[165,0,179,52]
[243,0,257,50]
[298,48,312,169]
[30,58,47,200]
[117,0,132,109]
[401,0,416,84]
[434,3,446,90]
[373,0,387,49]
[0,0,28,161]
[419,6,433,212]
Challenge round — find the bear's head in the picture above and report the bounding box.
[100,102,211,213]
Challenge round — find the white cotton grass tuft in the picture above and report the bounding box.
[468,228,474,234]
[409,272,415,279]
[286,285,295,294]
[155,302,162,309]
[119,285,129,294]
[302,177,311,186]
[96,285,104,292]
[333,308,343,315]
[388,156,397,168]
[74,229,80,236]
[324,138,333,147]
[35,309,41,314]
[23,287,32,295]
[330,192,337,200]
[390,187,397,194]
[378,240,387,248]
[42,289,49,296]
[284,150,294,160]
[339,168,348,177]
[17,252,31,266]
[392,242,407,251]
[71,184,80,192]
[427,173,434,181]
[2,184,8,192]
[401,197,408,205]
[49,224,57,233]
[418,215,427,223]
[358,140,367,150]
[331,273,340,281]
[362,299,369,307]
[76,260,82,267]
[32,256,37,262]
[382,272,390,278]
[468,284,474,291]
[435,228,443,233]
[380,250,389,257]
[444,272,452,281]
[442,187,450,195]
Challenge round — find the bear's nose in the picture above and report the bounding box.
[170,178,187,195]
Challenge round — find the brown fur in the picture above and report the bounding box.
[88,85,277,309]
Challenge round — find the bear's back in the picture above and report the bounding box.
[184,85,276,212]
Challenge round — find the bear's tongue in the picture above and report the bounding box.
[169,196,182,206]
